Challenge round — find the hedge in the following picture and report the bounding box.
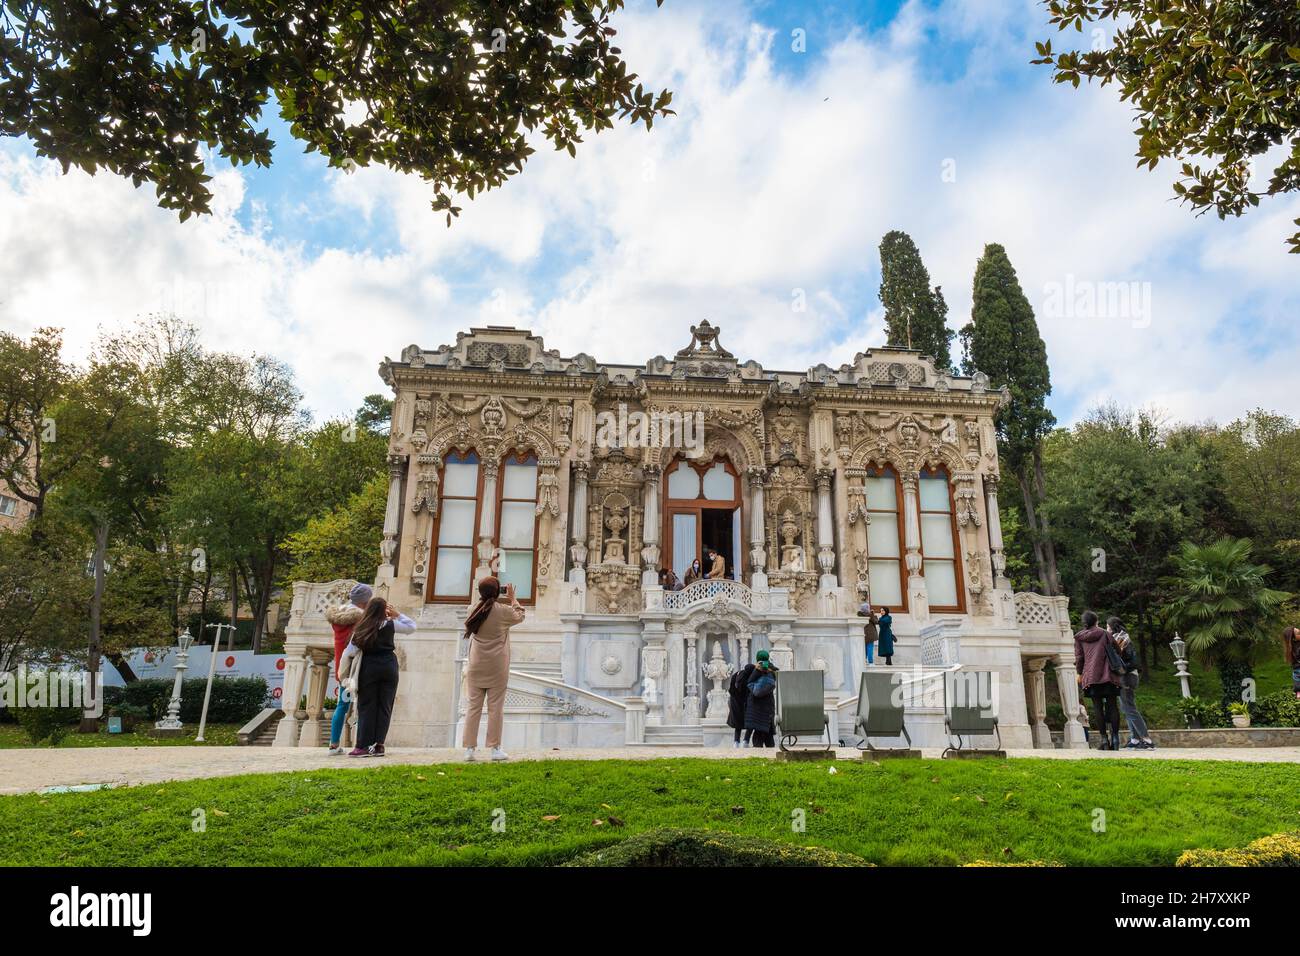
[105,677,270,724]
[1177,831,1300,867]
[561,828,871,867]
[1248,691,1300,728]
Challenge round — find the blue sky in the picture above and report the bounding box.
[1,0,1297,427]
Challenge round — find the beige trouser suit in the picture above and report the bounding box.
[462,599,525,749]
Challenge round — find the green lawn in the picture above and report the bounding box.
[1,756,1296,866]
[0,723,244,749]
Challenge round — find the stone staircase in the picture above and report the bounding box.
[511,660,564,681]
[635,724,706,747]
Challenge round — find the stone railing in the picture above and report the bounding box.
[918,620,961,668]
[663,578,753,611]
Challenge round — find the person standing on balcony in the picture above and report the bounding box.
[684,557,703,586]
[347,596,416,757]
[706,548,726,580]
[462,576,526,762]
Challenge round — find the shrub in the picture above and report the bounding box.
[14,706,82,745]
[117,677,270,724]
[1248,691,1300,728]
[1178,832,1300,867]
[561,828,871,867]
[1177,695,1229,728]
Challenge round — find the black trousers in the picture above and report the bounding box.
[1086,683,1120,743]
[750,729,775,748]
[356,653,399,749]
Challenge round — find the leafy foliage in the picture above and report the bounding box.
[877,230,954,371]
[0,0,673,222]
[1033,0,1300,252]
[283,473,387,586]
[1160,537,1291,680]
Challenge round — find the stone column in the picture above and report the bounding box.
[475,459,500,581]
[769,626,794,672]
[640,463,661,587]
[901,471,929,620]
[272,650,309,747]
[748,466,768,590]
[569,461,590,586]
[377,453,406,583]
[298,654,329,748]
[682,633,700,725]
[1024,657,1052,749]
[815,468,838,590]
[985,475,1010,589]
[640,624,667,726]
[1055,656,1088,749]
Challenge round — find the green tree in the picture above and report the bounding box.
[1044,406,1231,667]
[1033,0,1300,252]
[1160,537,1291,708]
[878,230,954,371]
[960,243,1060,594]
[0,0,672,222]
[1212,410,1300,595]
[356,394,393,435]
[283,474,387,586]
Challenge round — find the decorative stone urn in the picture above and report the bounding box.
[702,640,735,719]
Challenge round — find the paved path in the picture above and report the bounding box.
[2,745,1299,796]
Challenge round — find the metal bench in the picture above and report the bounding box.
[775,670,831,751]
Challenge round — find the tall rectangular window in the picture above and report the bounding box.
[497,453,539,601]
[919,470,960,609]
[431,451,481,599]
[865,469,904,608]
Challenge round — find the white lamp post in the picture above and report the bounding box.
[1170,631,1192,699]
[196,623,235,742]
[155,629,195,733]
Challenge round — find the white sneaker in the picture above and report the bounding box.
[465,747,477,762]
[327,745,344,756]
[733,739,741,749]
[491,748,509,762]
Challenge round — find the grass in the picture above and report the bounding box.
[0,723,244,749]
[1,756,1296,866]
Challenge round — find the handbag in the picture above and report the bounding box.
[1103,635,1127,677]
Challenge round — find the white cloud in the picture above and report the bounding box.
[0,0,1296,428]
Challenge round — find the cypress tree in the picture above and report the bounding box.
[878,230,954,371]
[959,243,1061,595]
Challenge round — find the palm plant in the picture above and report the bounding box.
[1161,538,1291,708]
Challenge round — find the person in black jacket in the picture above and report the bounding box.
[1108,616,1154,750]
[727,660,756,748]
[347,596,415,757]
[744,653,779,747]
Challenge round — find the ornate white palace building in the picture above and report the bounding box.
[279,322,1087,751]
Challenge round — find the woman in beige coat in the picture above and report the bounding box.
[462,575,525,762]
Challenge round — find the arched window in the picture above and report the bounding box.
[496,451,539,601]
[919,468,962,611]
[662,455,741,582]
[428,449,542,604]
[430,451,482,600]
[864,468,905,608]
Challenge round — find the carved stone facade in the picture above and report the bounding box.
[280,324,1082,752]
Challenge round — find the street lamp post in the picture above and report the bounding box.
[1170,631,1192,699]
[155,629,195,734]
[196,623,235,742]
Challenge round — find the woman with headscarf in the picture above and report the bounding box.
[462,575,526,762]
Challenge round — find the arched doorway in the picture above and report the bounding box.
[662,454,743,583]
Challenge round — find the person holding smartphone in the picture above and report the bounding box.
[346,595,416,757]
[462,575,526,762]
